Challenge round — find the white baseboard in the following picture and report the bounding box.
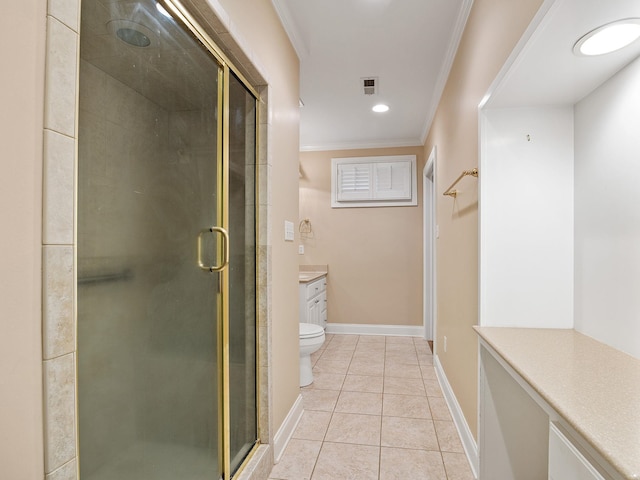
[326,323,423,337]
[434,355,479,479]
[272,394,304,463]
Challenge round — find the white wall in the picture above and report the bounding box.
[574,56,640,360]
[480,107,574,328]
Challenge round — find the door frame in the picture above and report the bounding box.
[423,146,437,341]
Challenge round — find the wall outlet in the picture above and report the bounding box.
[443,336,447,353]
[298,245,305,255]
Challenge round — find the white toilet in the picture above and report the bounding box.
[299,323,325,387]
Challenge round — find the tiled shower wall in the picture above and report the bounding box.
[42,0,273,478]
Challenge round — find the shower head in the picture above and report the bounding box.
[107,20,156,48]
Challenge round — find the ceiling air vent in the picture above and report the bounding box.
[362,77,378,95]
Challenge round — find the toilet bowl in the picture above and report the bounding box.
[299,323,325,387]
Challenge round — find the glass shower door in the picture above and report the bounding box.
[77,0,227,478]
[227,71,258,474]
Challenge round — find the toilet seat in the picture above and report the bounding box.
[299,323,324,339]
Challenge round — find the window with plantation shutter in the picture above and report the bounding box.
[331,155,417,208]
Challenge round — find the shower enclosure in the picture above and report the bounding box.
[77,0,258,478]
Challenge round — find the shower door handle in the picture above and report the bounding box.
[197,226,229,272]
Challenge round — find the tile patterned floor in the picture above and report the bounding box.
[268,334,475,480]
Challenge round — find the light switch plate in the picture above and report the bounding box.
[284,221,294,241]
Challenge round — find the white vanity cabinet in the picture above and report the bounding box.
[299,275,327,328]
[476,327,639,480]
[549,423,605,480]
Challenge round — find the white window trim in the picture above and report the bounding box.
[331,155,418,208]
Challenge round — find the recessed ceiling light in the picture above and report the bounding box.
[573,18,640,56]
[372,104,389,113]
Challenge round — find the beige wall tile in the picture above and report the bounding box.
[258,164,272,206]
[48,0,80,32]
[45,17,77,137]
[43,246,74,359]
[43,130,74,245]
[46,458,77,480]
[43,353,76,473]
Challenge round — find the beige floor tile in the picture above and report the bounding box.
[424,379,444,397]
[348,360,384,376]
[385,352,419,366]
[326,335,358,349]
[428,396,452,421]
[292,410,332,441]
[313,358,350,375]
[379,447,446,480]
[442,452,475,480]
[381,416,439,450]
[384,376,426,396]
[385,336,415,345]
[357,335,386,343]
[384,363,422,379]
[305,372,345,391]
[354,345,386,356]
[434,420,464,453]
[382,393,431,419]
[420,364,437,380]
[319,349,354,361]
[325,412,381,446]
[268,438,322,480]
[335,391,382,415]
[301,389,339,412]
[311,442,379,480]
[342,374,384,393]
[418,353,434,365]
[269,334,475,480]
[353,351,385,363]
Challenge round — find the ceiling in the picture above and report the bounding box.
[272,0,473,151]
[485,0,640,108]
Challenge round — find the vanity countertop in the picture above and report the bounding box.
[298,271,327,283]
[474,326,640,480]
[299,265,328,283]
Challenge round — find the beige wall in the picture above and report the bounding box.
[0,0,46,477]
[299,147,424,327]
[425,0,544,438]
[217,0,301,434]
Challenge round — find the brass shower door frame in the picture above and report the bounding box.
[151,2,261,477]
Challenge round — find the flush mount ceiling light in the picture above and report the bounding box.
[573,18,640,56]
[372,104,389,113]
